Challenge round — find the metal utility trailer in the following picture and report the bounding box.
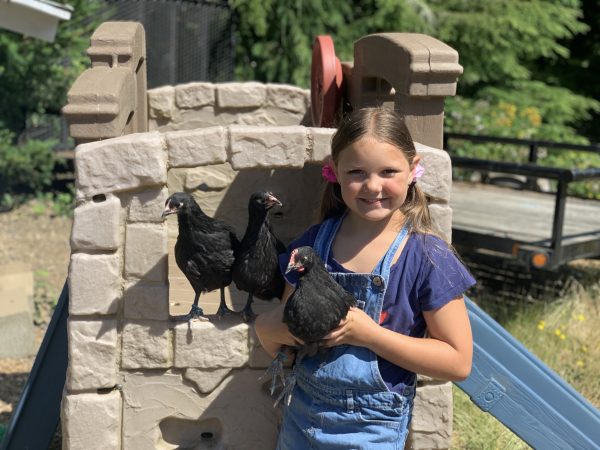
[445,133,600,270]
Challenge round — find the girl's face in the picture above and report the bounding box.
[334,136,419,223]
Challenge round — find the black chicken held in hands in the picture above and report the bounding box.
[264,246,357,405]
[232,191,286,323]
[162,192,240,320]
[284,246,356,357]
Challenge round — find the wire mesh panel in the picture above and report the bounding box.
[100,0,234,87]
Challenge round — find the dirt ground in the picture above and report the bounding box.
[0,200,71,443]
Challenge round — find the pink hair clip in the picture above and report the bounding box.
[322,162,338,183]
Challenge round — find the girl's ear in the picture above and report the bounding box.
[330,158,339,180]
[409,155,422,184]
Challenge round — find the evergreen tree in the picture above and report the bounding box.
[230,0,432,87]
[230,0,598,142]
[430,0,598,141]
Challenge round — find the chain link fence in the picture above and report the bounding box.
[99,0,235,88]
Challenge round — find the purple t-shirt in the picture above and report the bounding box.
[280,222,476,391]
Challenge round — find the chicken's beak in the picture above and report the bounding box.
[285,261,299,274]
[285,250,298,274]
[265,193,282,209]
[162,201,176,219]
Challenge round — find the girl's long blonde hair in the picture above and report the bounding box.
[319,107,432,235]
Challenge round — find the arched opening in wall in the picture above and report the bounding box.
[159,417,223,448]
[165,164,323,318]
[360,76,395,108]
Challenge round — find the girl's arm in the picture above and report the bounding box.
[322,297,473,381]
[254,283,303,358]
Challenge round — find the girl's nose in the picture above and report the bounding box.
[363,175,382,192]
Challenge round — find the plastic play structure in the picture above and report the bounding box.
[2,24,600,450]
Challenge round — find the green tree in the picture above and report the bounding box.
[0,0,103,208]
[231,0,598,142]
[431,0,598,141]
[538,0,600,140]
[0,0,103,137]
[230,0,433,87]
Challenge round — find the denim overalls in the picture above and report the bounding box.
[277,215,416,450]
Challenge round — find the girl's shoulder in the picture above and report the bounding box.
[288,223,322,250]
[407,232,453,261]
[406,232,473,279]
[406,232,476,308]
[288,215,343,250]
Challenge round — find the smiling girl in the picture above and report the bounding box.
[255,107,475,449]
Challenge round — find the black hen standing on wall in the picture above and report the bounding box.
[232,191,286,323]
[162,192,240,320]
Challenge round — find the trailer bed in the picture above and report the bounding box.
[450,181,600,265]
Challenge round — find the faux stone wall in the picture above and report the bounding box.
[147,81,312,132]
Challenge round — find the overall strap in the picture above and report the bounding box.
[373,224,410,281]
[313,215,345,269]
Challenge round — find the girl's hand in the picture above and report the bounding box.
[320,307,379,348]
[255,302,304,347]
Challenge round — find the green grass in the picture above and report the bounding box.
[452,273,600,449]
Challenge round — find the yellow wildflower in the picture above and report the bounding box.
[499,102,517,120]
[576,360,584,368]
[495,117,512,127]
[537,320,545,331]
[521,107,542,127]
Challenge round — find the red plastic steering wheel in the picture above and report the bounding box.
[311,35,343,127]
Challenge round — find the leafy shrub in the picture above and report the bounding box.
[33,187,75,218]
[445,97,600,199]
[0,130,56,197]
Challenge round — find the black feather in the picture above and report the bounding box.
[232,191,285,321]
[283,246,356,351]
[266,246,356,406]
[165,192,240,319]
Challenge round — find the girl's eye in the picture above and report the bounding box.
[382,169,399,176]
